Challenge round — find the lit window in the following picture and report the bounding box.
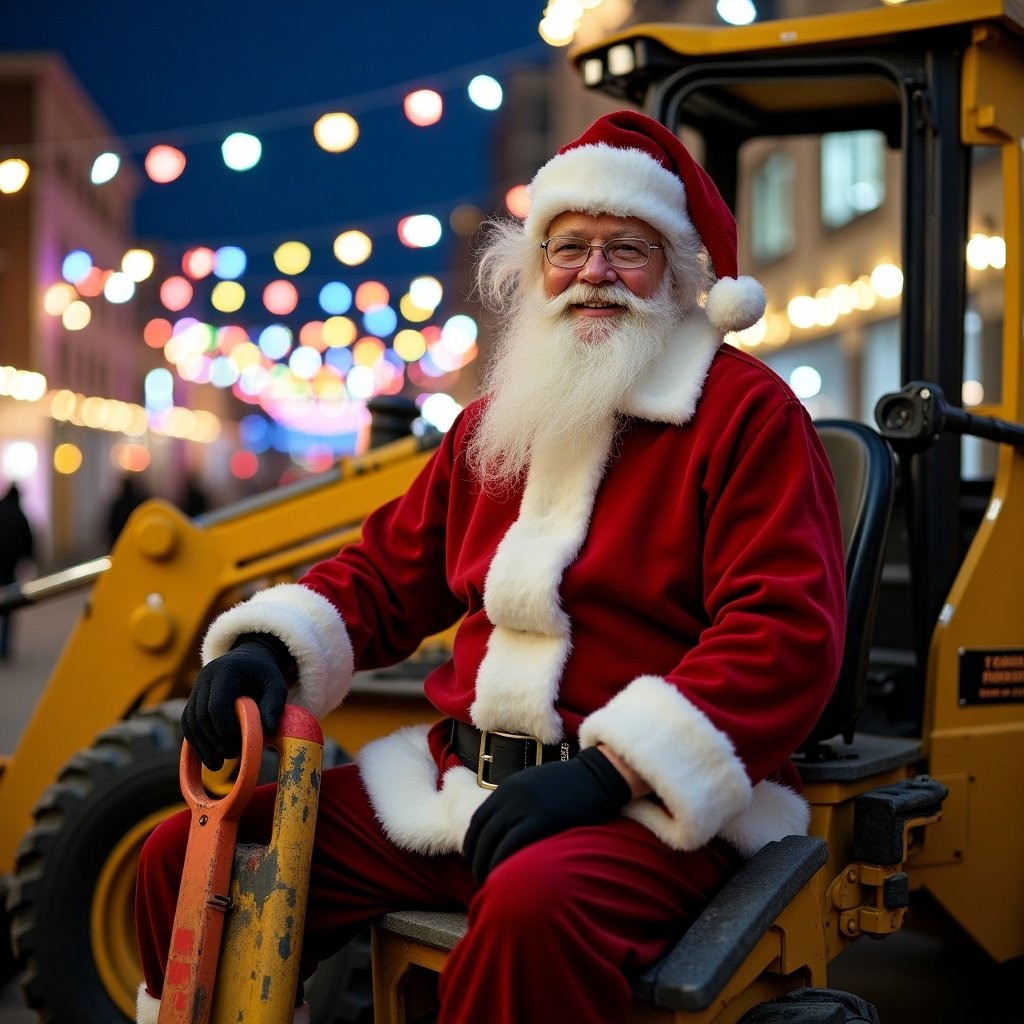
[821,130,886,229]
[751,151,795,263]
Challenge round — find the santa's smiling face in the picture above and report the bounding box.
[541,212,668,339]
[466,211,688,490]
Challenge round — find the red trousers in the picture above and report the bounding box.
[136,763,742,1024]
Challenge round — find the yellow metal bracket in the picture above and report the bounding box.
[828,863,906,939]
[962,24,1024,143]
[827,801,943,939]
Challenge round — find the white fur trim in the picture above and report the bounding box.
[704,275,767,334]
[718,779,811,858]
[136,983,159,1024]
[202,582,355,719]
[579,675,753,851]
[358,725,490,855]
[483,422,613,634]
[358,719,806,860]
[482,521,570,637]
[471,627,571,743]
[620,305,721,423]
[525,143,697,250]
[473,422,614,741]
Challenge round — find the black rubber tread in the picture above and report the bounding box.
[0,876,16,988]
[739,986,881,1023]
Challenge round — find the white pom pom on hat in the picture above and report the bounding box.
[524,109,767,335]
[704,274,768,334]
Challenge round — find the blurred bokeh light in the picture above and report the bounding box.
[314,112,359,152]
[145,145,187,183]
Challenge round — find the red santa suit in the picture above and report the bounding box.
[201,305,844,861]
[135,110,845,1024]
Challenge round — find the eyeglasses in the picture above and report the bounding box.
[540,236,663,270]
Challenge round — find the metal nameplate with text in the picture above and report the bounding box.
[959,648,1024,705]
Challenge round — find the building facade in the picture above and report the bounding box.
[0,55,232,566]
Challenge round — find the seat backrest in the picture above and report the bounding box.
[800,419,895,748]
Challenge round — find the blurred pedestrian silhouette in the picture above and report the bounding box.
[106,474,148,546]
[0,482,35,660]
[179,473,210,518]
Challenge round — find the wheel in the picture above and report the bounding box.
[6,701,188,1022]
[739,986,881,1023]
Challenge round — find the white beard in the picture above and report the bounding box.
[467,278,684,490]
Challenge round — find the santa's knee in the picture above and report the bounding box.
[471,843,580,938]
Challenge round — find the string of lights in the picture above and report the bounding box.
[0,42,556,462]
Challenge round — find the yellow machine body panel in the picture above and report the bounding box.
[912,25,1024,963]
[572,0,1024,63]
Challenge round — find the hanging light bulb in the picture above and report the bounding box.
[333,230,372,266]
[90,152,121,184]
[274,241,312,275]
[397,215,442,248]
[717,0,757,25]
[314,112,359,153]
[144,145,186,184]
[467,76,503,110]
[0,158,30,194]
[403,90,443,126]
[122,249,155,282]
[504,185,531,218]
[222,132,262,171]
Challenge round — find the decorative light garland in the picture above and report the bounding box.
[3,50,546,454]
[0,43,545,185]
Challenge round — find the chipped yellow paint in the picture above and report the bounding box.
[210,707,324,1023]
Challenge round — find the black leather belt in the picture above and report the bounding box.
[451,720,579,790]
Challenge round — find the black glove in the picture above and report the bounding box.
[181,632,295,770]
[463,746,632,883]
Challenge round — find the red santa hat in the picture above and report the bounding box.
[524,110,766,334]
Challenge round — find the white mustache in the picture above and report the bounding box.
[546,283,646,317]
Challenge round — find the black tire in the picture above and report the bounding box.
[6,701,189,1022]
[739,986,881,1023]
[0,876,17,988]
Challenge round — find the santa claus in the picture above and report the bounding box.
[136,110,845,1024]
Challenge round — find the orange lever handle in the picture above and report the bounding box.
[158,697,262,1024]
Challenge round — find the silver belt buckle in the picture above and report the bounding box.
[477,729,544,790]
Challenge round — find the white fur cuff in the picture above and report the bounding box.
[202,582,355,719]
[579,675,753,851]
